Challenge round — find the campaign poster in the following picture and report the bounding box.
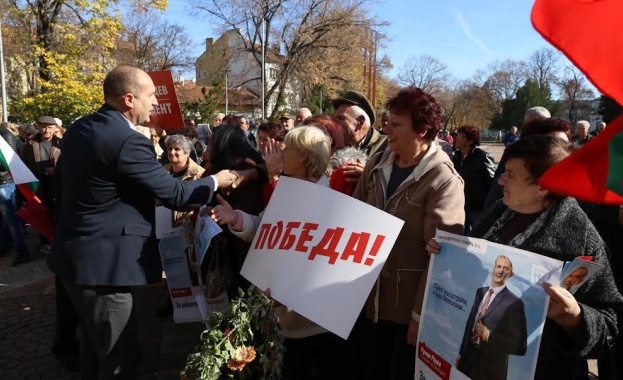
[159,226,205,323]
[145,70,184,130]
[240,176,405,339]
[415,230,564,380]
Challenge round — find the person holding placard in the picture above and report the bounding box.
[209,126,350,380]
[426,136,623,380]
[351,86,466,380]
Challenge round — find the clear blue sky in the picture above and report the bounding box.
[163,0,556,81]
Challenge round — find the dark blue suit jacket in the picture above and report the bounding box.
[458,286,528,380]
[49,104,217,286]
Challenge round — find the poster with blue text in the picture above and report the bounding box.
[415,230,564,380]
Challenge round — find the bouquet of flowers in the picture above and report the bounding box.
[182,288,285,380]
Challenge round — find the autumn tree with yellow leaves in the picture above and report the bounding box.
[3,0,168,123]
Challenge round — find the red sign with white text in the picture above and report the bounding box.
[418,342,452,380]
[145,70,184,130]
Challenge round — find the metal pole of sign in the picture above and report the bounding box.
[225,71,228,115]
[0,17,8,122]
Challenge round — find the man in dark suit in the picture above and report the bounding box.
[457,255,528,380]
[48,65,239,379]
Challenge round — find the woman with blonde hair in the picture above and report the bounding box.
[209,126,349,380]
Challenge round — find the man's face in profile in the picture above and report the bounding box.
[491,257,513,287]
[562,268,587,290]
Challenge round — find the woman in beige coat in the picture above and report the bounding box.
[350,86,465,380]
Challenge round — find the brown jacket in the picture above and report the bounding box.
[22,133,61,180]
[162,159,205,226]
[352,142,465,325]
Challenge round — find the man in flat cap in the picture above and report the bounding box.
[334,90,387,181]
[23,115,61,252]
[280,112,295,132]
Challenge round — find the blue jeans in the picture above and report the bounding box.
[0,182,29,260]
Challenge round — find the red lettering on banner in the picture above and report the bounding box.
[254,223,272,249]
[364,234,385,266]
[308,227,344,264]
[295,223,319,253]
[417,342,451,380]
[267,221,283,249]
[279,221,301,250]
[340,232,370,263]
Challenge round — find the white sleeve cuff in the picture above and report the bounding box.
[210,175,219,190]
[411,311,421,322]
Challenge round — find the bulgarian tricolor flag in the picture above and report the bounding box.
[0,134,55,240]
[0,135,39,198]
[532,0,623,203]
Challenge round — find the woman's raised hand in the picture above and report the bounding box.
[262,139,284,182]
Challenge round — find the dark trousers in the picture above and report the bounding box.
[283,333,354,380]
[53,276,80,353]
[356,317,416,380]
[62,281,138,380]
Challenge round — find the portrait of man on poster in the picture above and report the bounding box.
[457,255,528,380]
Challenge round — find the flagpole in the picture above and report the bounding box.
[0,17,8,122]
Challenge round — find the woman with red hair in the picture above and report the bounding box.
[452,125,496,234]
[351,86,465,380]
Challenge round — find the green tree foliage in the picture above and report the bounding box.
[303,85,333,116]
[181,77,224,124]
[490,79,560,130]
[5,0,168,123]
[598,95,623,124]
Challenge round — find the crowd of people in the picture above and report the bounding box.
[0,63,622,380]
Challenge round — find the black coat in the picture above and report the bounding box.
[452,147,496,210]
[49,104,217,286]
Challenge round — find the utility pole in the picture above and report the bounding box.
[225,71,228,115]
[261,19,266,120]
[0,17,8,122]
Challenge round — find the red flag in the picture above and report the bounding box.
[532,0,623,105]
[16,196,55,242]
[538,114,623,205]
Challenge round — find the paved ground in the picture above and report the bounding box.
[0,228,204,380]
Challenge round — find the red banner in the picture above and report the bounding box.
[145,70,184,130]
[418,342,451,380]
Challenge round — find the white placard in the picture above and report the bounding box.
[240,177,405,339]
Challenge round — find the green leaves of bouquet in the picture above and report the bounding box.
[182,288,285,380]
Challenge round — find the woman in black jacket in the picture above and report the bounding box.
[452,125,496,234]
